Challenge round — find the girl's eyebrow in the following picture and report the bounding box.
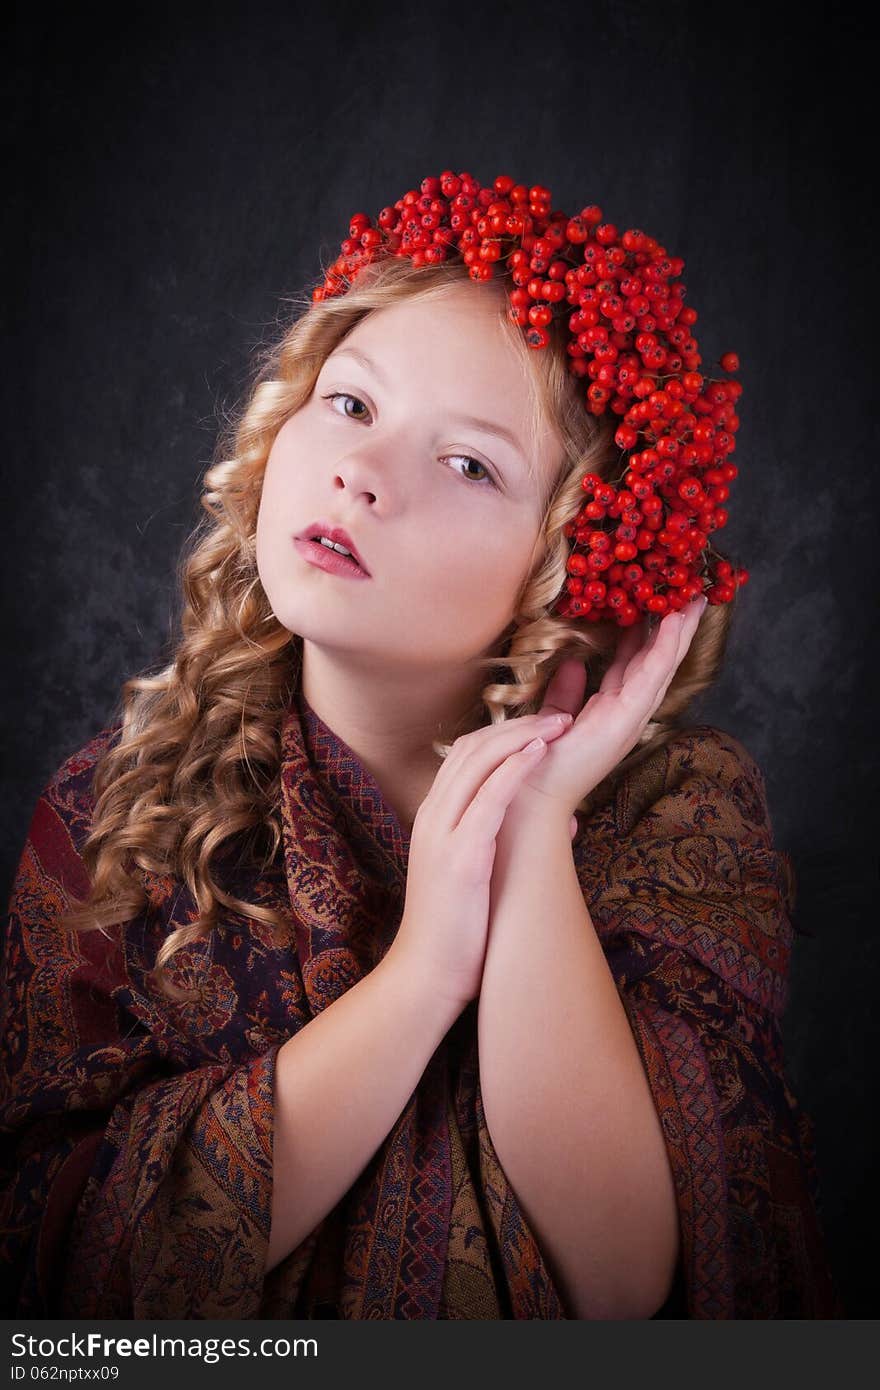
[327,346,527,461]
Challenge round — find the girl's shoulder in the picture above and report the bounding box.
[657,721,769,786]
[27,721,124,869]
[644,721,776,823]
[578,722,797,1014]
[581,721,775,836]
[43,721,123,801]
[625,721,781,856]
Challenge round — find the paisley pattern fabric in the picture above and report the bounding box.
[0,690,840,1317]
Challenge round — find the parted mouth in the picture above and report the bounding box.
[295,521,370,575]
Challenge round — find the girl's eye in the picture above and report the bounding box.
[445,454,494,486]
[322,390,370,422]
[319,391,498,489]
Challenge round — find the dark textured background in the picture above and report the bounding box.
[3,0,876,1316]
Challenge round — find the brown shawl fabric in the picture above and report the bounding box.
[0,690,840,1317]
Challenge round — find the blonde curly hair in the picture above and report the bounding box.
[58,252,739,999]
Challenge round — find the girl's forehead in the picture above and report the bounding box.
[341,297,539,399]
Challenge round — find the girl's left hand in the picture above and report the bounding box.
[509,596,708,835]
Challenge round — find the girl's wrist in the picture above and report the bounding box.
[499,794,574,844]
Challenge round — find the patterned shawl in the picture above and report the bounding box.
[0,689,840,1318]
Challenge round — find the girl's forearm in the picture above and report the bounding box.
[266,943,461,1273]
[477,809,680,1319]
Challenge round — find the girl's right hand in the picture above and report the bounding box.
[389,710,573,1014]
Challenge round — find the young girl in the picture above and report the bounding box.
[0,171,839,1319]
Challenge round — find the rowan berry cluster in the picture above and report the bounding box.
[314,170,749,625]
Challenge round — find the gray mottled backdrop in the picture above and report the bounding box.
[3,0,876,1316]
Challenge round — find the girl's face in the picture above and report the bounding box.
[256,281,565,671]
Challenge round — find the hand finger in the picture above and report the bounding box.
[539,654,589,721]
[598,618,650,696]
[618,599,705,710]
[430,712,571,831]
[666,597,706,670]
[457,735,550,840]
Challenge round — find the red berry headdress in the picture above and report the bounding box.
[313,169,748,627]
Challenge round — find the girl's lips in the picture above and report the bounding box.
[293,536,372,580]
